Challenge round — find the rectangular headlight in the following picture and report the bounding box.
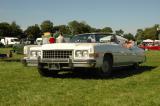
[75,50,82,57]
[37,51,41,56]
[30,51,41,57]
[30,51,37,57]
[75,50,89,57]
[82,50,88,57]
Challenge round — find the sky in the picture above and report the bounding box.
[0,0,159,35]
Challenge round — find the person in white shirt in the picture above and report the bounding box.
[56,32,65,43]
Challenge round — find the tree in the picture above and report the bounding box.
[143,25,157,40]
[0,22,11,38]
[115,29,124,36]
[123,33,135,40]
[25,24,41,39]
[53,25,71,35]
[68,20,81,35]
[0,22,23,38]
[40,20,54,33]
[68,20,92,35]
[135,25,159,40]
[135,29,144,40]
[10,21,23,38]
[90,28,101,33]
[79,21,92,34]
[101,27,113,33]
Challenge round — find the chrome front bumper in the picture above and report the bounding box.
[39,58,96,69]
[22,57,38,66]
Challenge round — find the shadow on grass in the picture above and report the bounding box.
[50,66,156,80]
[110,66,156,79]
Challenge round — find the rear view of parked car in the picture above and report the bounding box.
[0,37,20,46]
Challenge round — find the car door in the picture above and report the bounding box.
[117,45,134,65]
[111,45,129,66]
[129,46,144,63]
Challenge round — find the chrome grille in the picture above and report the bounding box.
[43,50,73,59]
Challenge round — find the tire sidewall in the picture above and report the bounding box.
[101,56,112,77]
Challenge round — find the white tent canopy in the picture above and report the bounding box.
[100,35,127,44]
[154,40,160,42]
[143,39,154,42]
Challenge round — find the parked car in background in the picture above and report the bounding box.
[12,38,35,54]
[0,37,20,46]
[37,33,146,77]
[21,38,42,66]
[13,38,42,54]
[22,45,42,66]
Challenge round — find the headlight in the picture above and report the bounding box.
[75,50,89,57]
[37,51,41,56]
[75,50,82,57]
[82,50,88,57]
[30,51,41,57]
[30,51,37,57]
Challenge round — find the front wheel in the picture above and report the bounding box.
[132,63,140,70]
[21,59,27,66]
[38,63,58,77]
[100,56,113,77]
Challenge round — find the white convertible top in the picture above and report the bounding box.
[116,35,127,44]
[100,35,127,44]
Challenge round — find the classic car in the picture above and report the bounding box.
[13,38,42,54]
[22,45,42,66]
[37,33,146,77]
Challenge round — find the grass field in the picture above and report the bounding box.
[0,48,160,106]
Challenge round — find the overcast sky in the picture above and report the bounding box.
[0,0,159,34]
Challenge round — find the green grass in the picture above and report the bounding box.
[0,49,160,106]
[0,48,24,61]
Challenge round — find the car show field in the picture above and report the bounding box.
[0,48,160,106]
[0,0,160,105]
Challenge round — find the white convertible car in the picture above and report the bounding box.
[37,33,146,76]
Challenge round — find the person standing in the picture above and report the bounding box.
[123,40,133,48]
[56,32,65,43]
[49,35,55,43]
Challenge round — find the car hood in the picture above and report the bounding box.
[29,45,42,51]
[41,43,97,50]
[24,45,42,55]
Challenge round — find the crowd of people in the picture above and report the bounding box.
[44,32,65,44]
[123,40,134,48]
[44,32,135,49]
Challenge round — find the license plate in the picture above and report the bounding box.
[49,63,60,70]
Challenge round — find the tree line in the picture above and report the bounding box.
[0,20,159,41]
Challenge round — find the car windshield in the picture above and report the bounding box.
[70,34,112,43]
